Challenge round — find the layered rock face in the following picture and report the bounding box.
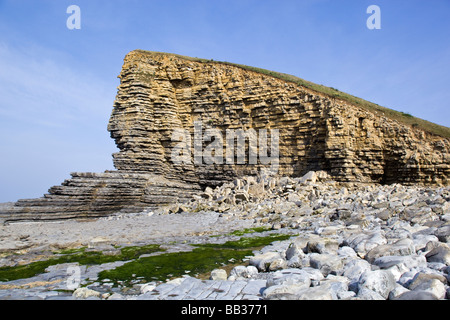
[1,50,449,222]
[1,172,200,222]
[109,51,449,186]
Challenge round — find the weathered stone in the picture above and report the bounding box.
[285,242,305,260]
[228,266,258,280]
[309,253,344,276]
[268,258,288,271]
[413,234,439,252]
[342,259,371,283]
[249,252,284,272]
[410,279,446,300]
[72,287,101,300]
[425,243,450,265]
[372,255,427,270]
[292,286,335,300]
[355,287,385,300]
[357,270,396,299]
[298,171,317,185]
[408,272,448,288]
[337,246,358,259]
[210,269,228,281]
[388,284,410,300]
[107,293,125,300]
[0,172,201,222]
[343,230,387,258]
[266,269,311,288]
[434,225,450,243]
[306,238,339,254]
[394,290,439,300]
[365,238,416,263]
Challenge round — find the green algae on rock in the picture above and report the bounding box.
[0,244,162,282]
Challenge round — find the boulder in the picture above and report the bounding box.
[309,253,344,276]
[249,252,284,272]
[210,269,227,280]
[357,270,396,299]
[365,238,416,263]
[228,266,258,280]
[394,290,439,300]
[343,230,387,258]
[425,243,450,265]
[72,287,101,300]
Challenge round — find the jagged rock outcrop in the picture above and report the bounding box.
[1,50,449,222]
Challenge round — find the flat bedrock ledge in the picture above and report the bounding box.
[0,171,201,223]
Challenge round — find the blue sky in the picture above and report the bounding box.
[0,0,449,202]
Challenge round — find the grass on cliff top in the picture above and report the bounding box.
[135,50,450,139]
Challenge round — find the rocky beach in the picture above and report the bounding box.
[1,51,449,302]
[1,171,449,300]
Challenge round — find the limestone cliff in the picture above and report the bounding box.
[109,50,449,186]
[1,50,449,222]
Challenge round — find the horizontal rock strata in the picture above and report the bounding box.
[0,172,200,223]
[109,51,449,186]
[1,50,449,221]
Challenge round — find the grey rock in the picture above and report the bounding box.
[425,243,450,265]
[286,254,309,269]
[365,238,416,263]
[413,234,439,252]
[356,287,385,300]
[309,253,344,276]
[72,287,101,300]
[306,238,339,254]
[107,293,125,300]
[342,259,371,283]
[319,276,350,300]
[268,258,288,271]
[298,171,317,185]
[388,284,410,300]
[266,269,311,288]
[337,246,358,259]
[229,266,258,280]
[293,285,335,300]
[140,283,157,294]
[262,270,312,300]
[408,272,448,300]
[343,230,387,258]
[285,242,304,260]
[434,225,450,243]
[394,290,439,300]
[249,252,284,272]
[409,278,446,299]
[372,254,427,270]
[357,270,396,299]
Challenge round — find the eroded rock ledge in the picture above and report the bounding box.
[1,50,449,222]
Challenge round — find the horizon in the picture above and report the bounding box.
[1,0,449,202]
